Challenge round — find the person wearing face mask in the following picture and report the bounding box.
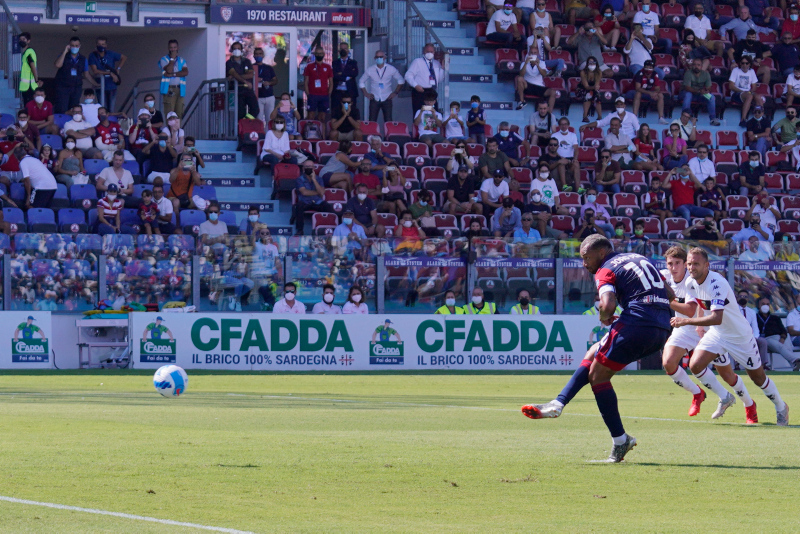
[493,196,523,238]
[26,88,58,136]
[18,32,42,106]
[333,208,368,249]
[303,46,334,124]
[786,67,800,119]
[394,210,426,243]
[581,97,640,140]
[513,212,542,244]
[64,104,101,159]
[576,57,603,123]
[198,201,229,247]
[662,163,711,222]
[730,29,771,85]
[330,96,363,142]
[161,112,185,153]
[492,121,528,166]
[225,41,260,120]
[487,3,524,48]
[738,151,766,196]
[720,5,772,41]
[143,133,177,184]
[510,289,540,314]
[341,286,369,314]
[414,91,446,147]
[95,107,131,162]
[359,50,405,122]
[54,135,87,188]
[167,154,203,215]
[96,150,135,205]
[677,30,709,73]
[748,192,780,234]
[632,0,672,55]
[251,47,278,127]
[443,101,469,143]
[515,44,558,112]
[16,145,57,209]
[525,185,565,240]
[579,188,615,238]
[593,7,621,52]
[405,43,444,114]
[159,39,189,118]
[313,284,343,314]
[96,183,135,235]
[331,42,360,114]
[436,289,465,314]
[142,93,165,129]
[88,36,125,111]
[14,110,41,153]
[463,287,497,314]
[466,95,487,145]
[756,297,800,371]
[783,293,800,350]
[54,37,98,114]
[602,116,634,168]
[728,56,764,128]
[681,58,721,125]
[239,206,264,236]
[529,0,560,48]
[259,117,295,168]
[568,23,613,77]
[295,161,333,235]
[269,92,302,141]
[273,282,307,314]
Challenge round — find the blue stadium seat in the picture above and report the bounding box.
[132,184,152,200]
[83,158,109,176]
[51,183,70,209]
[40,134,63,151]
[120,208,142,228]
[70,184,98,209]
[58,208,88,233]
[0,232,9,251]
[87,209,98,227]
[10,183,25,205]
[193,185,217,200]
[179,209,206,226]
[3,207,26,232]
[0,113,14,128]
[122,161,140,177]
[27,208,57,233]
[53,114,71,129]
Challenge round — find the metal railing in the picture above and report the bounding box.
[373,0,450,104]
[118,76,164,119]
[182,78,239,140]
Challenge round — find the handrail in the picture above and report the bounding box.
[181,78,238,140]
[118,76,163,117]
[0,0,21,35]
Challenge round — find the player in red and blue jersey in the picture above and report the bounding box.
[522,235,673,462]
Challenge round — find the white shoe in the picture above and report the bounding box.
[777,403,789,426]
[235,301,242,312]
[711,392,736,419]
[522,400,563,419]
[228,296,236,310]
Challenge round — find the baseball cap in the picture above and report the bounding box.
[107,183,119,193]
[27,315,35,321]
[384,319,393,324]
[156,316,164,321]
[166,111,179,119]
[615,96,625,104]
[137,108,152,117]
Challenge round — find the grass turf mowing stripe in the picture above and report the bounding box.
[0,496,255,534]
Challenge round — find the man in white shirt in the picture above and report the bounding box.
[738,235,771,277]
[729,57,763,127]
[359,50,405,122]
[16,146,57,209]
[515,45,556,111]
[603,117,633,165]
[785,292,800,349]
[405,43,444,114]
[273,281,307,314]
[623,25,662,78]
[748,193,780,234]
[413,91,445,146]
[63,104,101,159]
[785,65,800,109]
[487,3,523,48]
[684,4,724,56]
[735,289,770,367]
[632,0,672,54]
[312,283,342,314]
[152,183,177,234]
[551,116,580,191]
[581,97,640,139]
[687,144,716,182]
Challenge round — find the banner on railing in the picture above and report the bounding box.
[131,313,599,371]
[1,312,52,368]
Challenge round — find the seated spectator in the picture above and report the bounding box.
[515,45,556,111]
[96,183,135,235]
[466,95,486,146]
[329,95,363,142]
[38,144,56,174]
[333,208,367,249]
[493,121,529,167]
[513,212,541,243]
[687,143,716,182]
[487,3,523,47]
[700,176,726,220]
[480,169,509,217]
[720,5,772,41]
[739,150,766,196]
[364,135,397,177]
[625,25,660,78]
[17,146,57,209]
[54,135,87,188]
[63,105,101,159]
[342,285,368,314]
[152,183,178,234]
[627,60,667,125]
[757,296,800,371]
[748,192,780,235]
[730,214,774,243]
[662,123,689,170]
[183,136,205,169]
[663,163,711,222]
[492,197,522,237]
[273,282,306,314]
[479,138,512,179]
[394,209,425,241]
[96,150,135,207]
[444,166,481,216]
[318,139,357,193]
[238,205,264,236]
[414,91,445,146]
[142,93,164,129]
[594,148,621,193]
[729,29,772,85]
[162,112,185,153]
[744,105,770,160]
[738,236,771,268]
[270,93,301,140]
[353,158,381,199]
[507,178,525,209]
[167,152,202,213]
[198,201,228,249]
[728,57,763,128]
[408,189,437,236]
[772,32,800,77]
[345,182,384,237]
[15,109,41,153]
[525,186,567,240]
[575,208,605,240]
[380,165,407,215]
[528,101,556,148]
[579,187,614,237]
[670,109,698,148]
[463,217,488,239]
[94,108,131,162]
[576,57,603,123]
[630,219,650,247]
[259,117,296,168]
[613,220,629,244]
[682,59,720,126]
[785,293,800,349]
[529,162,568,214]
[144,133,177,184]
[443,102,468,142]
[138,189,159,235]
[445,141,474,176]
[129,108,158,168]
[78,89,101,126]
[312,283,342,314]
[527,23,565,74]
[682,215,722,240]
[26,88,58,135]
[632,123,662,172]
[568,23,612,77]
[604,117,633,169]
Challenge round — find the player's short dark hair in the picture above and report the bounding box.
[581,234,612,254]
[664,246,687,261]
[688,247,709,261]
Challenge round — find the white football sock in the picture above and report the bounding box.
[552,400,565,407]
[668,366,702,395]
[612,433,628,446]
[759,378,787,411]
[732,376,754,408]
[693,368,729,400]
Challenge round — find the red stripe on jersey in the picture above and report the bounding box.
[695,298,707,310]
[595,267,616,290]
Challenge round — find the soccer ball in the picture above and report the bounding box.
[153,365,188,397]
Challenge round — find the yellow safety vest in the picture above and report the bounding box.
[20,48,36,91]
[463,302,496,314]
[512,304,540,314]
[436,305,465,315]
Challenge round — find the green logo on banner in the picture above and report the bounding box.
[12,318,49,362]
[370,340,404,357]
[141,318,176,363]
[370,320,404,364]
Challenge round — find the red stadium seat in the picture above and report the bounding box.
[636,217,661,238]
[312,212,338,234]
[381,141,401,158]
[316,140,339,162]
[376,212,398,232]
[778,220,800,235]
[613,193,641,219]
[715,130,740,149]
[385,122,412,144]
[720,218,744,237]
[350,141,369,156]
[421,166,446,183]
[663,217,688,238]
[290,140,313,153]
[621,170,647,194]
[766,150,790,169]
[461,214,487,231]
[695,130,712,147]
[510,167,533,189]
[550,215,575,233]
[609,216,633,233]
[434,213,459,230]
[360,121,381,137]
[764,173,784,193]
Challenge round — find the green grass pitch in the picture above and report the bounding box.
[0,371,798,533]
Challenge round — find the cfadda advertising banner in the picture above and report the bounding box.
[1,312,52,368]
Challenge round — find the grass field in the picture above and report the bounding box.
[1,371,798,533]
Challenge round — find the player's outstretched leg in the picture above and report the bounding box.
[662,344,705,416]
[747,367,789,426]
[522,343,598,420]
[716,363,758,424]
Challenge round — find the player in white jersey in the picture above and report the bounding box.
[670,248,789,426]
[661,246,757,423]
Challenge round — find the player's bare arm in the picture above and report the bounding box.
[671,309,723,328]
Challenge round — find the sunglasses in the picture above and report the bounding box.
[601,155,610,159]
[285,289,296,293]
[549,143,558,147]
[522,218,533,221]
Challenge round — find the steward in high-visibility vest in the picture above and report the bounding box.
[436,304,465,314]
[510,289,538,314]
[463,289,497,314]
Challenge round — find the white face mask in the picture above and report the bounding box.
[285,291,295,301]
[352,294,362,303]
[402,220,412,227]
[532,193,542,202]
[232,49,243,57]
[446,298,456,307]
[66,142,76,150]
[588,64,597,71]
[471,296,482,305]
[424,52,435,61]
[275,123,284,131]
[323,293,334,303]
[73,114,83,122]
[34,96,44,104]
[107,194,117,201]
[19,121,27,128]
[357,193,367,201]
[540,171,549,179]
[760,305,770,314]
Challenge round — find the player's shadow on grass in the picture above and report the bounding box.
[636,462,800,470]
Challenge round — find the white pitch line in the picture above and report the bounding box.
[0,496,256,534]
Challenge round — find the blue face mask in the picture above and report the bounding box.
[70,47,80,54]
[254,55,264,63]
[536,7,545,12]
[504,8,513,14]
[587,194,596,203]
[248,214,258,223]
[750,160,759,167]
[642,4,650,12]
[376,58,385,66]
[471,102,479,109]
[698,156,707,162]
[588,28,596,33]
[605,12,613,18]
[209,213,219,221]
[419,201,428,206]
[500,130,509,138]
[159,140,167,148]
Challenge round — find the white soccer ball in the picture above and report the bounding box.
[153,365,188,397]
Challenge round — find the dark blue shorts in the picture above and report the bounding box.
[595,322,670,371]
[307,95,330,113]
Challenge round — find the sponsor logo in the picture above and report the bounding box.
[332,12,354,23]
[370,321,404,365]
[12,320,49,363]
[220,6,233,22]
